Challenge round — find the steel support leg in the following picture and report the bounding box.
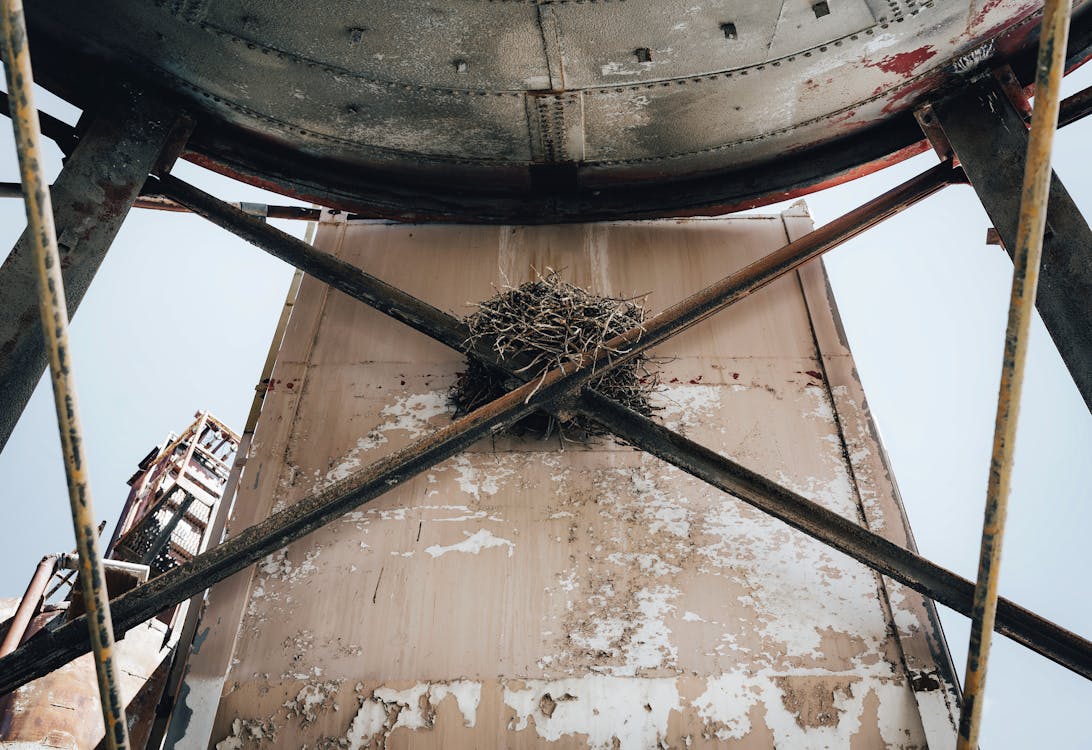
[933,74,1092,413]
[0,87,189,452]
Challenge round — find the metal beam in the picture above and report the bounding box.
[933,74,1092,413]
[1059,82,1092,128]
[7,159,1090,691]
[0,89,78,155]
[0,182,324,220]
[0,87,189,453]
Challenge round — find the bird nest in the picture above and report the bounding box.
[451,271,660,438]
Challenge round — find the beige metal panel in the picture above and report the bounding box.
[181,214,954,748]
[784,205,961,748]
[168,221,341,750]
[0,613,171,750]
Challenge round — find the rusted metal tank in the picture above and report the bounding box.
[0,599,171,750]
[18,1,1092,221]
[167,210,961,748]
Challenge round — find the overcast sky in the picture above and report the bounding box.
[1,64,1089,747]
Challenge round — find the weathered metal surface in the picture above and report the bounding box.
[14,0,1092,221]
[0,556,57,658]
[175,215,957,748]
[0,0,130,743]
[956,2,1070,746]
[0,89,78,155]
[6,161,1092,699]
[0,602,173,750]
[153,270,307,750]
[0,87,186,453]
[933,75,1092,414]
[1059,80,1092,126]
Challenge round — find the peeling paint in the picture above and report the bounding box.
[425,529,515,558]
[504,676,680,749]
[343,681,482,748]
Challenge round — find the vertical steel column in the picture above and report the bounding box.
[0,86,187,454]
[0,1,130,747]
[957,1,1072,747]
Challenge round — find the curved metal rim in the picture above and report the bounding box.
[21,6,1092,223]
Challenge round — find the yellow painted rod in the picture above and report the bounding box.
[0,1,131,747]
[956,1,1072,748]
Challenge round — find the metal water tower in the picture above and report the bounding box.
[1,1,1090,748]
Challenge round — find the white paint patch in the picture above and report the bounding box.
[429,681,483,727]
[317,391,452,488]
[697,497,893,669]
[606,551,680,577]
[884,581,924,636]
[652,384,723,433]
[378,391,451,437]
[915,685,959,750]
[344,681,482,748]
[570,585,679,676]
[693,672,757,740]
[504,676,680,750]
[425,529,515,558]
[214,718,276,750]
[451,454,516,500]
[257,547,321,584]
[344,699,389,750]
[284,680,341,724]
[803,382,836,421]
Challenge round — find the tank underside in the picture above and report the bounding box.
[21,0,1092,222]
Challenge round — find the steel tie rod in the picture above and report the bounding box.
[957,1,1072,747]
[0,1,131,748]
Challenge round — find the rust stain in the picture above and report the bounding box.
[868,46,938,75]
[773,675,857,729]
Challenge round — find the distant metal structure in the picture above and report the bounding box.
[0,1,1091,747]
[109,413,239,577]
[0,411,238,749]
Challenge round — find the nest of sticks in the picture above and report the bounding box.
[451,271,660,438]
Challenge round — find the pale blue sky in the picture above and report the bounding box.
[1,66,1089,747]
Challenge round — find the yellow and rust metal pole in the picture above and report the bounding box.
[0,1,131,748]
[956,1,1071,747]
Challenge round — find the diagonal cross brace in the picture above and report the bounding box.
[2,161,1089,698]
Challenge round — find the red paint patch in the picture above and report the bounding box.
[804,370,824,381]
[869,46,937,75]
